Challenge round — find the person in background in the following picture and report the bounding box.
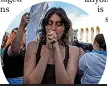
[0,28,18,67]
[1,32,8,49]
[2,13,30,84]
[1,28,18,55]
[24,7,79,84]
[79,34,107,84]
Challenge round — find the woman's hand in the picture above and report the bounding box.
[47,30,57,43]
[46,30,57,49]
[20,13,30,28]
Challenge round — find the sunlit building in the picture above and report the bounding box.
[76,26,100,43]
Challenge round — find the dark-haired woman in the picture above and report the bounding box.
[79,34,107,84]
[24,7,79,84]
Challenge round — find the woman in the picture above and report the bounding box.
[79,34,107,84]
[24,7,79,84]
[2,13,29,84]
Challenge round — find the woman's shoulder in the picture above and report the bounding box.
[68,45,80,57]
[68,45,79,52]
[67,45,80,62]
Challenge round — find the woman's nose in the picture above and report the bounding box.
[52,24,56,31]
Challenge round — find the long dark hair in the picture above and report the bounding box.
[39,7,72,46]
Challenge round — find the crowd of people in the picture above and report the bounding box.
[0,7,107,84]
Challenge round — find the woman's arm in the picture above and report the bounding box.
[24,41,51,84]
[8,13,29,56]
[53,43,79,84]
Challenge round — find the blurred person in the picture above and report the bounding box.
[0,28,17,67]
[79,34,107,84]
[1,33,8,49]
[5,28,17,48]
[3,28,18,49]
[24,7,79,84]
[1,33,9,57]
[2,13,30,84]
